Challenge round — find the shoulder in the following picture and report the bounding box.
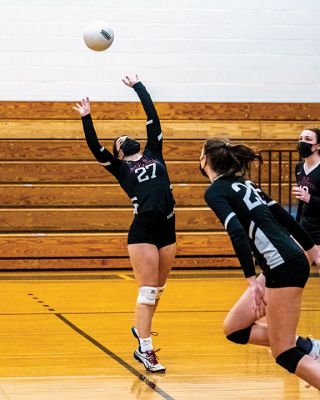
[204,180,228,201]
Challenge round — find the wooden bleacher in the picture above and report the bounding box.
[0,101,319,270]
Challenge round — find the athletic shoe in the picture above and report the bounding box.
[133,348,166,373]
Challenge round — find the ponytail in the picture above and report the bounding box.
[203,138,262,177]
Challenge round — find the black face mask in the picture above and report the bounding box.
[199,161,209,178]
[297,141,314,158]
[120,138,141,156]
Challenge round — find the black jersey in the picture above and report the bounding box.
[82,82,175,215]
[295,161,320,229]
[205,175,314,278]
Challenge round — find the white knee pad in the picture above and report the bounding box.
[156,285,166,300]
[137,286,158,305]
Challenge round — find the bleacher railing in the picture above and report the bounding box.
[249,150,298,215]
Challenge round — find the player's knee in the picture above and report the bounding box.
[137,286,158,305]
[156,285,166,300]
[275,347,305,373]
[226,324,253,345]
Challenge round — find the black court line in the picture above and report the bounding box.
[55,314,174,400]
[27,294,174,400]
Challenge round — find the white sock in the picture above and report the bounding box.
[140,337,153,352]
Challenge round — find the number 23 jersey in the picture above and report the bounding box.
[204,175,308,278]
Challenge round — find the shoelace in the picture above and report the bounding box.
[145,348,161,365]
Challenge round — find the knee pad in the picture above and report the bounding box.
[226,324,253,344]
[276,347,305,373]
[137,286,158,305]
[156,285,166,300]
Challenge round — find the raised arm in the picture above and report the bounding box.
[122,75,162,155]
[73,98,121,173]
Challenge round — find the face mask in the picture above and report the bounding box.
[199,161,209,178]
[120,138,141,156]
[297,141,314,158]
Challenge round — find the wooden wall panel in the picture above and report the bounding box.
[0,160,297,184]
[0,256,239,270]
[0,183,296,207]
[0,139,299,161]
[0,100,311,270]
[0,207,219,232]
[1,101,320,121]
[0,120,260,139]
[0,232,233,258]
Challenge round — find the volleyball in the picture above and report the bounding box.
[83,21,114,51]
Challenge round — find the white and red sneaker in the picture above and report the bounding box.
[133,347,166,373]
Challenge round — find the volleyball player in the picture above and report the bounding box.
[292,128,320,263]
[199,137,320,389]
[73,75,176,373]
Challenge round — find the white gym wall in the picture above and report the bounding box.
[0,0,319,101]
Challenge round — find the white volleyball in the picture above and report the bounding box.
[83,21,114,51]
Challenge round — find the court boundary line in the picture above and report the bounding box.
[54,313,175,400]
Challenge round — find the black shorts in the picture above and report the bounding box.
[127,211,176,249]
[263,254,310,289]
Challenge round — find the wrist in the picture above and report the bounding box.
[246,276,257,286]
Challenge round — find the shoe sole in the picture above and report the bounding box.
[133,351,166,373]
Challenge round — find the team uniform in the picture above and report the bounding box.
[295,161,320,244]
[81,81,176,248]
[205,175,314,288]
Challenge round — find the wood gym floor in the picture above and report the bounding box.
[0,269,319,399]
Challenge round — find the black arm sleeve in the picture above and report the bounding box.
[263,193,315,251]
[81,114,121,174]
[205,190,256,278]
[133,81,162,155]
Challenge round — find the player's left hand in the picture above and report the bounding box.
[292,186,311,203]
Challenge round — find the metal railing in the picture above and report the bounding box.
[248,150,298,215]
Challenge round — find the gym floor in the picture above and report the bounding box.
[0,269,319,400]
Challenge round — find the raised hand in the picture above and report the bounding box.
[122,74,140,88]
[73,97,91,117]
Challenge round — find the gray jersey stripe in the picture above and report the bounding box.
[249,221,255,239]
[224,212,236,229]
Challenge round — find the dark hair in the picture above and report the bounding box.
[112,136,121,157]
[203,137,262,177]
[303,127,320,144]
[302,128,320,155]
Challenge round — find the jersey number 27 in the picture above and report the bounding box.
[135,162,157,183]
